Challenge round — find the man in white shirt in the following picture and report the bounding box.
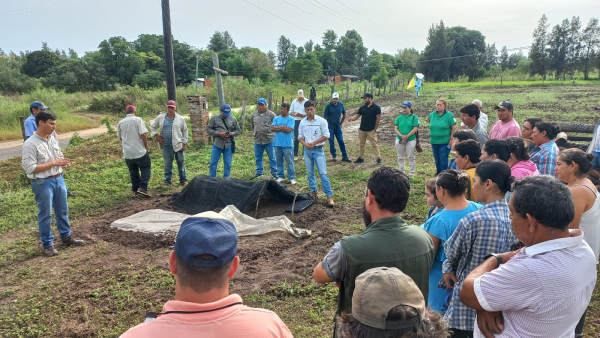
[299,100,334,207]
[117,105,151,197]
[290,89,307,160]
[21,111,84,256]
[460,175,596,338]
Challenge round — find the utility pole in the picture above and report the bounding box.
[195,52,199,95]
[212,53,227,108]
[161,0,177,101]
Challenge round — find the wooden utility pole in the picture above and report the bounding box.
[212,54,227,108]
[161,0,176,101]
[240,100,247,133]
[363,82,367,94]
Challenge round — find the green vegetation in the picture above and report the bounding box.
[1,84,600,337]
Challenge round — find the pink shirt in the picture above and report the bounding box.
[489,119,520,140]
[120,294,293,338]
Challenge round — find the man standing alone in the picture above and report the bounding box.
[22,111,85,256]
[207,104,240,178]
[271,103,296,184]
[323,92,351,162]
[347,93,382,164]
[117,105,151,197]
[290,90,307,160]
[299,101,334,207]
[151,100,189,186]
[251,98,277,179]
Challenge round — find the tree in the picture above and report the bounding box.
[304,40,314,53]
[397,48,419,74]
[336,30,368,75]
[277,35,296,75]
[222,31,236,50]
[207,31,228,52]
[529,14,550,77]
[297,46,305,58]
[483,43,498,70]
[68,48,78,59]
[322,30,337,51]
[286,54,323,84]
[499,46,509,70]
[566,16,582,76]
[43,57,111,92]
[446,26,486,79]
[547,19,569,78]
[581,18,599,79]
[22,50,61,78]
[246,49,277,82]
[0,55,38,93]
[267,50,276,68]
[133,70,164,89]
[421,21,454,82]
[313,50,336,74]
[97,36,146,85]
[372,67,389,88]
[508,51,525,70]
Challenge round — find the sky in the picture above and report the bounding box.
[1,0,598,57]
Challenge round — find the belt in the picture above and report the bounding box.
[314,145,323,149]
[48,173,62,179]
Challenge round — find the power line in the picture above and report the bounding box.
[0,0,78,15]
[333,0,404,45]
[242,0,321,37]
[0,0,57,14]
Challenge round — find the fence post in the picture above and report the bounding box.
[268,91,273,110]
[240,100,248,133]
[363,82,367,94]
[282,96,285,105]
[370,82,373,94]
[331,84,335,97]
[402,78,405,92]
[19,116,27,141]
[346,82,350,101]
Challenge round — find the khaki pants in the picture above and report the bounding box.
[358,130,380,159]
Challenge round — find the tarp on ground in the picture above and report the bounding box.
[110,206,311,238]
[168,175,313,214]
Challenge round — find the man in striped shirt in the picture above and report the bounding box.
[460,176,596,338]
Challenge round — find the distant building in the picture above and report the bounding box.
[325,75,360,84]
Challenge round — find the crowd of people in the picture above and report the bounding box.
[20,93,600,337]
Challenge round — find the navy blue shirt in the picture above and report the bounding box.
[323,101,346,128]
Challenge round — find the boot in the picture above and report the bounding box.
[61,236,85,246]
[43,246,58,256]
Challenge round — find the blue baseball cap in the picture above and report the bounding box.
[30,101,49,110]
[401,101,412,108]
[175,217,238,267]
[257,98,267,105]
[221,104,232,116]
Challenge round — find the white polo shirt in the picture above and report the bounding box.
[117,114,149,159]
[298,115,330,146]
[473,233,597,338]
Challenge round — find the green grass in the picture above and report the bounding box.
[1,83,600,337]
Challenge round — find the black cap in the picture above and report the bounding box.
[361,93,373,99]
[494,100,514,111]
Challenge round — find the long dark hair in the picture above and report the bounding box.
[505,137,530,161]
[475,160,514,194]
[437,170,471,197]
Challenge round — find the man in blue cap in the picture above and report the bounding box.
[120,216,293,337]
[207,104,240,178]
[25,101,77,197]
[250,98,277,179]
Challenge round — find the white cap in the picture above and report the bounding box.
[472,99,483,108]
[298,89,304,96]
[332,92,339,99]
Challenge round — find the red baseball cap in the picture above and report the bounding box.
[167,100,177,107]
[125,105,136,112]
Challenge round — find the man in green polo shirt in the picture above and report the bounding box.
[394,101,419,178]
[313,167,434,335]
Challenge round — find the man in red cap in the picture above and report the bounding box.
[117,105,151,197]
[151,100,189,186]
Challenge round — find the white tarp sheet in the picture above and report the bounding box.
[110,205,311,238]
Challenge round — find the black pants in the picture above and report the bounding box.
[450,329,473,338]
[293,120,301,156]
[575,309,586,336]
[125,152,151,191]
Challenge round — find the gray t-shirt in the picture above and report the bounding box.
[322,241,349,284]
[117,114,148,159]
[468,122,489,146]
[22,133,64,179]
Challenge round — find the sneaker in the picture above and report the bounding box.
[180,181,188,187]
[376,158,382,165]
[61,236,85,246]
[290,179,297,185]
[137,188,151,197]
[253,173,263,179]
[43,246,58,256]
[341,157,352,163]
[332,157,338,162]
[67,191,77,197]
[294,156,299,161]
[354,157,364,163]
[276,178,284,183]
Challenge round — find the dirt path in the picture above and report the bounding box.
[0,125,108,161]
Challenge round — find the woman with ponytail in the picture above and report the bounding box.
[441,160,519,338]
[420,170,482,314]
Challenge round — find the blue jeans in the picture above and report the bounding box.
[275,146,295,180]
[31,175,72,248]
[592,151,600,169]
[304,148,333,197]
[125,152,151,191]
[432,143,451,174]
[328,125,348,159]
[163,147,187,183]
[254,142,277,176]
[209,145,233,177]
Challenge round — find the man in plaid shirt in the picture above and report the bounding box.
[442,160,518,337]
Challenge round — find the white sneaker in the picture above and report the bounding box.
[290,179,297,185]
[276,178,284,183]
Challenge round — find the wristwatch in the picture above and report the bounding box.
[484,253,503,267]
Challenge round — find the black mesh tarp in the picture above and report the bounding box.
[168,175,313,214]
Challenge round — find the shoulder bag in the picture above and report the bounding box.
[412,114,423,153]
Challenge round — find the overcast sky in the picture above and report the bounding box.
[1,0,597,57]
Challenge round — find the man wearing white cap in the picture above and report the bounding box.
[290,89,307,160]
[323,93,350,162]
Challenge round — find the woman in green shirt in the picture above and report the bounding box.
[428,99,457,175]
[394,101,419,178]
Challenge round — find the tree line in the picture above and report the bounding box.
[0,14,599,95]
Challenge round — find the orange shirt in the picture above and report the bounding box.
[120,294,293,338]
